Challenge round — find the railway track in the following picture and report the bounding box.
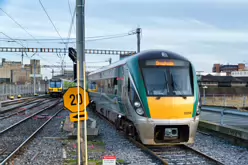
[0,98,57,120]
[1,98,35,107]
[130,140,225,165]
[0,99,63,164]
[1,95,48,107]
[91,109,225,165]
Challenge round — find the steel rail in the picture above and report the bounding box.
[0,98,56,120]
[0,99,61,134]
[0,107,63,164]
[92,109,224,165]
[0,98,47,115]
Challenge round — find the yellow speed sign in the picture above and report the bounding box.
[63,86,90,113]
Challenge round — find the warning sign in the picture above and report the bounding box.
[102,156,116,165]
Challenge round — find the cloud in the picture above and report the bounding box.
[0,0,248,79]
[105,0,248,4]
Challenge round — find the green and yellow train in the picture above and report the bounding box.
[87,50,201,145]
[48,78,75,97]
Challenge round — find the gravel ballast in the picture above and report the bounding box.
[86,110,163,165]
[4,105,248,165]
[0,99,59,131]
[188,132,248,165]
[6,105,67,165]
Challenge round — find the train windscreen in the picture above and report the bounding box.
[140,59,193,96]
[50,81,62,88]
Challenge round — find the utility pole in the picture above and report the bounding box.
[109,58,112,65]
[136,27,141,53]
[21,51,24,67]
[51,69,54,78]
[76,0,86,165]
[33,59,36,95]
[77,0,85,86]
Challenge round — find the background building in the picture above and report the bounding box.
[212,63,246,75]
[0,58,41,84]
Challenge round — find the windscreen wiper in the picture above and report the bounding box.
[156,72,168,100]
[170,73,187,99]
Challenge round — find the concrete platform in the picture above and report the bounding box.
[198,120,248,147]
[63,116,99,139]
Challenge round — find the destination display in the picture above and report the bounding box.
[145,59,189,67]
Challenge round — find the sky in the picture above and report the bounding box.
[1,0,248,79]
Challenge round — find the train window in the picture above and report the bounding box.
[114,78,118,95]
[142,68,169,96]
[169,67,193,96]
[90,82,96,89]
[50,82,56,88]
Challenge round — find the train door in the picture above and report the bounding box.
[121,65,132,118]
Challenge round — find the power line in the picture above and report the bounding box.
[0,31,136,41]
[70,33,133,43]
[67,0,76,37]
[67,0,73,17]
[0,33,135,44]
[64,6,76,60]
[39,0,65,45]
[0,8,43,46]
[0,32,25,47]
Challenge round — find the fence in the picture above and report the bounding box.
[0,83,46,101]
[201,94,248,109]
[200,107,248,129]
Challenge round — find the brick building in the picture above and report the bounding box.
[0,58,41,84]
[212,63,246,75]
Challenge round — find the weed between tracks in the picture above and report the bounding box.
[63,138,124,165]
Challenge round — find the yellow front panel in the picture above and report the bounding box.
[53,88,58,92]
[147,97,194,119]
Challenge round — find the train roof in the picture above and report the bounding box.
[88,49,190,75]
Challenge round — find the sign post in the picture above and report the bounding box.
[63,75,90,165]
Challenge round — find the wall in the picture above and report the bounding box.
[200,87,248,96]
[0,61,22,79]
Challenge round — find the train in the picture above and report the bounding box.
[48,78,75,97]
[87,50,201,145]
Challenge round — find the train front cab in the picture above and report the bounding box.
[133,56,200,145]
[48,80,63,97]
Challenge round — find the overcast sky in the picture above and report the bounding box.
[1,0,248,79]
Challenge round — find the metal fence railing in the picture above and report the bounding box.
[0,84,46,101]
[200,106,248,129]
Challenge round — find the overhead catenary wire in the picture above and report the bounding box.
[0,31,136,42]
[0,8,43,46]
[38,0,65,45]
[0,33,135,44]
[64,6,76,61]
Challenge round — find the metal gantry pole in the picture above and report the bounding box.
[76,0,86,164]
[34,60,36,95]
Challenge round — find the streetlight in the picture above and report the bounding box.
[203,86,208,105]
[44,76,48,94]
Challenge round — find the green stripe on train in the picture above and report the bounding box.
[127,56,151,118]
[192,65,199,117]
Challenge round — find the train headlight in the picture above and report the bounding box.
[136,108,144,116]
[134,101,141,108]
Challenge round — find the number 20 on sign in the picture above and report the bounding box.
[63,87,90,122]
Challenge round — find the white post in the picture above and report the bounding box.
[203,86,208,105]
